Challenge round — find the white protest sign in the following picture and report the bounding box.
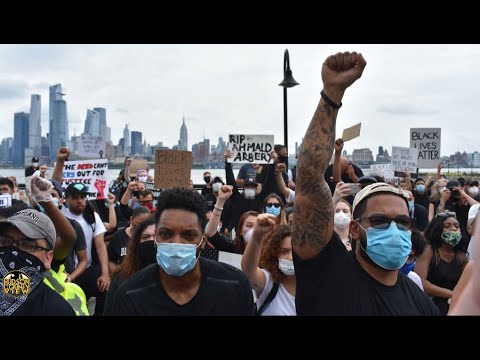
[61,159,109,200]
[227,134,274,164]
[78,135,106,159]
[218,251,243,270]
[0,194,12,208]
[392,146,418,178]
[370,164,396,183]
[410,128,441,168]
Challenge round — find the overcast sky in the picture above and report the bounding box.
[0,44,478,158]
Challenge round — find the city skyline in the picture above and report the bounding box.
[0,44,480,157]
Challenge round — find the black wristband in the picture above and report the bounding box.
[320,90,342,109]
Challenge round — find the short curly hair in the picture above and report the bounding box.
[154,188,207,231]
[259,225,292,284]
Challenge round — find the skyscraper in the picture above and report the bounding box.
[84,109,100,136]
[28,94,42,157]
[49,84,69,160]
[13,112,30,166]
[123,124,130,155]
[131,131,142,155]
[178,117,188,151]
[94,107,107,138]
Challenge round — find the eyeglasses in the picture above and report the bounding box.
[355,215,413,231]
[0,235,51,253]
[436,210,457,218]
[266,203,281,208]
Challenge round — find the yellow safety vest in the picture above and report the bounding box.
[43,265,89,316]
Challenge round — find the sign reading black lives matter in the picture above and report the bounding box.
[227,134,274,164]
[410,128,441,168]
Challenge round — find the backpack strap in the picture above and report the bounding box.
[256,282,280,316]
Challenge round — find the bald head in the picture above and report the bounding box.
[340,157,350,173]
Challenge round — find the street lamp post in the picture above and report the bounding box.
[279,49,299,169]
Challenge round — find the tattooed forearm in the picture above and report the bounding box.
[293,100,338,258]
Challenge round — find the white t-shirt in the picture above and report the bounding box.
[256,269,296,316]
[407,271,424,290]
[285,189,295,204]
[61,207,107,267]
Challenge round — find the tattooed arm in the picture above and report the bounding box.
[293,52,367,260]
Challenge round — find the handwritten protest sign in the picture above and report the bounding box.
[227,134,274,164]
[410,128,441,168]
[370,164,396,183]
[154,150,192,189]
[392,146,418,178]
[341,123,362,142]
[78,135,105,159]
[129,159,148,178]
[61,159,109,200]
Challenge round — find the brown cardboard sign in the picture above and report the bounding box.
[341,123,361,142]
[129,159,148,178]
[154,150,192,189]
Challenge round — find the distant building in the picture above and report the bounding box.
[352,148,373,165]
[178,117,188,151]
[123,124,131,155]
[1,137,13,163]
[131,131,142,155]
[28,94,42,158]
[49,84,69,161]
[13,112,30,166]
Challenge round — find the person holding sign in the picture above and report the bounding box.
[292,51,438,315]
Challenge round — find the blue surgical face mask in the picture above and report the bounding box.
[399,261,415,275]
[38,198,60,213]
[266,206,281,217]
[156,241,202,276]
[361,223,412,270]
[415,184,425,193]
[408,201,415,212]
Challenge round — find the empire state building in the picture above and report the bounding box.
[178,117,188,151]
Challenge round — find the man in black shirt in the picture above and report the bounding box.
[292,51,439,315]
[110,188,254,315]
[25,156,40,177]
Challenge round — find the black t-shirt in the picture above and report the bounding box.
[63,218,87,274]
[109,258,255,316]
[203,193,217,212]
[14,282,76,316]
[293,233,440,316]
[25,166,37,177]
[108,227,130,265]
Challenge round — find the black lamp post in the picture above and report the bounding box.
[279,49,299,169]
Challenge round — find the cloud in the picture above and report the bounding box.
[376,104,439,116]
[0,80,29,100]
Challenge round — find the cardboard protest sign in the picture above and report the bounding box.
[341,123,362,142]
[410,128,441,168]
[392,146,418,178]
[227,134,274,164]
[129,159,148,178]
[78,135,106,159]
[61,159,109,200]
[154,150,192,189]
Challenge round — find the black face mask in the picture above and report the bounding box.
[0,246,46,316]
[138,241,156,268]
[204,176,211,184]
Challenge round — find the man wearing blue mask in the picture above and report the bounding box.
[109,188,255,315]
[292,50,439,315]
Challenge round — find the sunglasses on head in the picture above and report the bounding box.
[266,203,281,208]
[436,210,457,218]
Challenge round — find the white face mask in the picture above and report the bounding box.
[212,182,221,193]
[469,187,478,197]
[278,258,295,276]
[244,228,253,243]
[138,176,147,182]
[439,186,447,194]
[334,211,351,229]
[244,188,256,199]
[32,162,39,167]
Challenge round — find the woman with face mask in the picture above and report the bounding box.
[428,178,448,223]
[262,193,288,226]
[104,218,156,314]
[415,213,469,315]
[334,200,353,251]
[241,216,296,315]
